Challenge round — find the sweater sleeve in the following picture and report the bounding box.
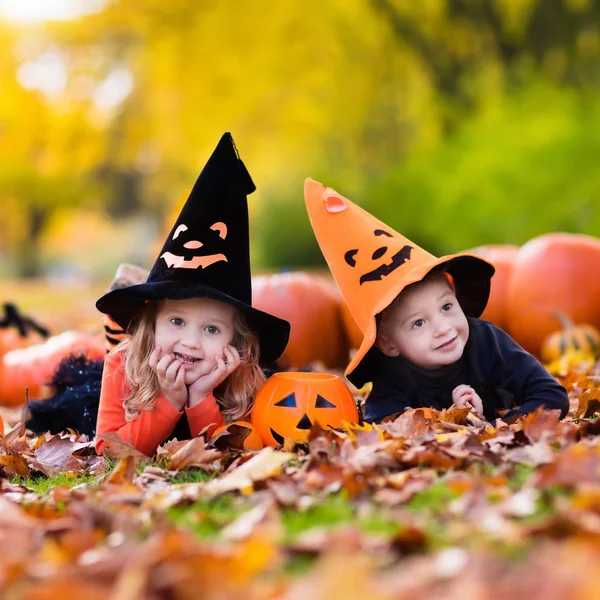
[363,353,414,423]
[478,320,569,420]
[95,351,185,457]
[185,394,225,438]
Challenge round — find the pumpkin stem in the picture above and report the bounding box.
[552,310,574,330]
[0,303,50,338]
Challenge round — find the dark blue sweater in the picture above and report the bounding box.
[360,318,569,423]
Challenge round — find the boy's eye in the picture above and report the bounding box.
[170,317,185,326]
[412,319,425,329]
[205,325,220,335]
[442,302,452,312]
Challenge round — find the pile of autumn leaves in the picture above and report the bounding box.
[1,363,600,599]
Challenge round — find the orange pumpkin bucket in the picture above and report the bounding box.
[251,372,359,446]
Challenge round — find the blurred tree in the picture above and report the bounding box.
[0,0,600,276]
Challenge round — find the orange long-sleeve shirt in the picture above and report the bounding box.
[95,350,225,456]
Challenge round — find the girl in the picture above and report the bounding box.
[95,133,290,456]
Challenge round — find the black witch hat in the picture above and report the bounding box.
[96,133,290,364]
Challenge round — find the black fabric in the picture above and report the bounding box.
[96,133,290,365]
[362,318,569,423]
[27,354,104,437]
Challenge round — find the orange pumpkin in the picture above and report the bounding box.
[339,298,363,350]
[252,272,349,368]
[506,233,600,357]
[0,331,106,406]
[468,245,519,331]
[540,312,600,363]
[0,303,49,357]
[251,372,359,446]
[212,421,263,450]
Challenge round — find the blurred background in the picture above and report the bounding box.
[1,0,600,332]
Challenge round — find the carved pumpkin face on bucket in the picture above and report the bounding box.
[251,372,359,446]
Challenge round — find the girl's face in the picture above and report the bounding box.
[154,297,236,385]
[377,275,469,369]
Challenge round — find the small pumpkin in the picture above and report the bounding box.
[0,303,49,357]
[212,421,263,450]
[252,272,349,368]
[251,371,359,446]
[541,312,600,364]
[0,331,105,407]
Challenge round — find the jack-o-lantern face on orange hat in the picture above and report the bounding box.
[251,372,359,446]
[304,178,495,387]
[95,134,290,365]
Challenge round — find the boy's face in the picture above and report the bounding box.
[377,275,469,369]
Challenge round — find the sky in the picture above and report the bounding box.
[0,0,106,22]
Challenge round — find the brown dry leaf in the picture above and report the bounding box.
[437,405,472,424]
[536,444,600,488]
[167,437,222,471]
[95,432,147,461]
[104,456,138,488]
[203,447,294,496]
[523,407,569,444]
[379,409,436,443]
[15,578,111,600]
[575,387,600,419]
[31,435,87,476]
[2,421,26,451]
[505,441,555,466]
[0,453,30,477]
[209,423,252,450]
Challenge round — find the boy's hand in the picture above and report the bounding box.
[149,346,188,411]
[188,345,241,408]
[452,384,484,417]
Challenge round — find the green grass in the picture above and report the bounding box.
[12,472,100,495]
[168,468,215,484]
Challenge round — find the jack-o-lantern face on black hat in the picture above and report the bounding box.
[344,229,413,285]
[161,222,229,269]
[251,372,359,446]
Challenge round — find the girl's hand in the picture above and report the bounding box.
[149,346,188,411]
[452,384,484,417]
[188,345,241,408]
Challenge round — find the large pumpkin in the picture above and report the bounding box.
[506,233,600,356]
[0,331,105,406]
[339,299,363,350]
[252,272,349,368]
[468,245,519,331]
[251,372,359,446]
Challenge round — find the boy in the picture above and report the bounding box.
[304,179,569,423]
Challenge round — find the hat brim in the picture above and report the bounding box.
[346,253,494,387]
[96,282,290,365]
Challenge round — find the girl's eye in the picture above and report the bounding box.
[170,317,184,326]
[205,325,220,335]
[442,302,452,312]
[412,319,425,329]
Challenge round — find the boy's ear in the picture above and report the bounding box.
[376,333,400,357]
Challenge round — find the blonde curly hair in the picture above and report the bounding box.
[115,300,265,422]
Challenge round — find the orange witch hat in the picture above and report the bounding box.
[304,178,495,386]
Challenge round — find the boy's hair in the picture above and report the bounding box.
[376,270,455,340]
[117,300,265,422]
